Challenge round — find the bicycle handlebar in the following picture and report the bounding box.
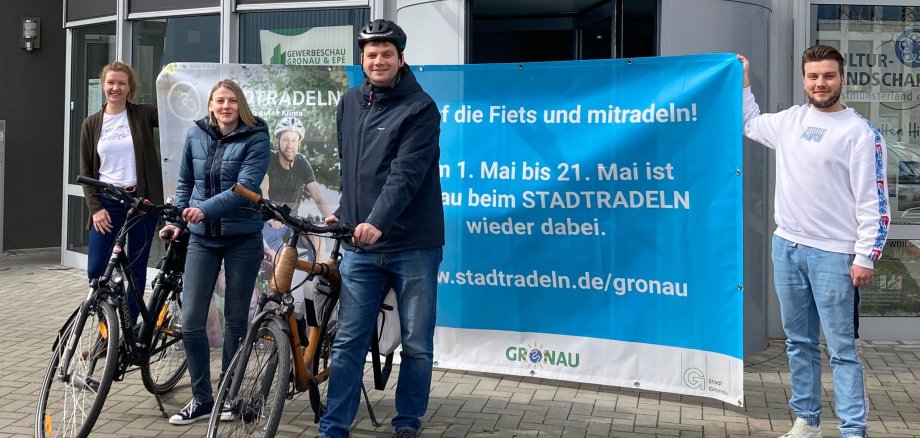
[75,175,110,190]
[231,183,353,237]
[232,182,262,203]
[76,175,183,222]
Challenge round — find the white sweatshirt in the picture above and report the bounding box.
[742,87,889,268]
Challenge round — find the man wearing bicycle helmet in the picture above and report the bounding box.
[318,19,444,438]
[261,116,332,252]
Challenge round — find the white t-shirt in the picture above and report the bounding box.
[742,87,890,268]
[97,110,137,187]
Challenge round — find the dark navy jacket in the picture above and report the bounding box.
[336,65,445,252]
[175,116,270,239]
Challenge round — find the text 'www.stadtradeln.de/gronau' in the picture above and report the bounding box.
[438,269,688,298]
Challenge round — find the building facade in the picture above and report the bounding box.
[19,0,919,352]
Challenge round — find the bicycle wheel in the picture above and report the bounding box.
[140,286,187,394]
[208,321,291,438]
[309,299,339,423]
[35,301,120,438]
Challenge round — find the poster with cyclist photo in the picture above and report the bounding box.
[156,63,350,343]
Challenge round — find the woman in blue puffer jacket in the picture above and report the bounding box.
[161,79,269,425]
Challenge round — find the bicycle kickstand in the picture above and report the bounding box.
[153,390,169,418]
[361,382,382,427]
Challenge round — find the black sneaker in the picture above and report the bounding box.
[169,398,213,425]
[394,427,420,438]
[219,401,236,421]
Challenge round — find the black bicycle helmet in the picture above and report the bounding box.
[357,19,407,52]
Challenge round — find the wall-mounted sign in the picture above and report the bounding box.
[259,25,352,66]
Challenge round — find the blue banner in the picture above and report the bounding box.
[414,54,744,403]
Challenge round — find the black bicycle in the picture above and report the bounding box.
[35,175,189,438]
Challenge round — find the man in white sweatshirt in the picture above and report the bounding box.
[738,45,889,438]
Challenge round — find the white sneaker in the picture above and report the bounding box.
[779,418,822,438]
[168,398,213,425]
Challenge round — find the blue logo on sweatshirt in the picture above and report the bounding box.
[801,127,827,142]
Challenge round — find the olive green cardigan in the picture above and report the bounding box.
[79,102,164,213]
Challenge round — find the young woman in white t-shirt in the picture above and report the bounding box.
[78,61,162,323]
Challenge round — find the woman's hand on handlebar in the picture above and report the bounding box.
[160,224,182,241]
[324,215,339,225]
[183,207,205,224]
[92,209,113,234]
[268,219,284,229]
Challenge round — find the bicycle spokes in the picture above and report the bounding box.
[37,302,119,438]
[210,323,291,437]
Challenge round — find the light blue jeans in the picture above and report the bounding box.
[318,247,442,438]
[772,235,867,438]
[181,233,263,403]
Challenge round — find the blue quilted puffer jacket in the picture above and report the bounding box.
[174,116,270,239]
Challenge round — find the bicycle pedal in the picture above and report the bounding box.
[161,328,176,336]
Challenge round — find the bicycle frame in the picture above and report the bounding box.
[286,235,344,391]
[224,232,344,402]
[138,230,187,359]
[58,212,148,381]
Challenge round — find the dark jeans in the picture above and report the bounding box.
[181,233,263,403]
[87,197,158,323]
[319,247,442,437]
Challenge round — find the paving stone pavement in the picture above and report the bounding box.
[1,248,919,438]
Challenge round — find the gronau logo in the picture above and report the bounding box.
[896,29,920,68]
[505,342,580,369]
[682,367,705,390]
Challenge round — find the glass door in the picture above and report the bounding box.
[799,1,920,339]
[64,24,116,264]
[467,0,658,64]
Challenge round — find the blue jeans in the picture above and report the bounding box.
[772,235,867,438]
[87,197,158,323]
[318,247,442,438]
[181,233,263,403]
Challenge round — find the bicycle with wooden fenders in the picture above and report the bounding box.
[207,183,393,437]
[35,175,189,438]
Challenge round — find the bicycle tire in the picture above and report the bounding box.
[35,301,120,438]
[308,299,339,423]
[207,321,291,438]
[140,286,187,394]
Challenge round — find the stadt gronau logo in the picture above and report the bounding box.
[505,342,580,369]
[682,367,705,390]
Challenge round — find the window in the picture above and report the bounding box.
[132,16,220,104]
[813,4,920,317]
[131,16,220,265]
[469,0,657,64]
[862,239,920,317]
